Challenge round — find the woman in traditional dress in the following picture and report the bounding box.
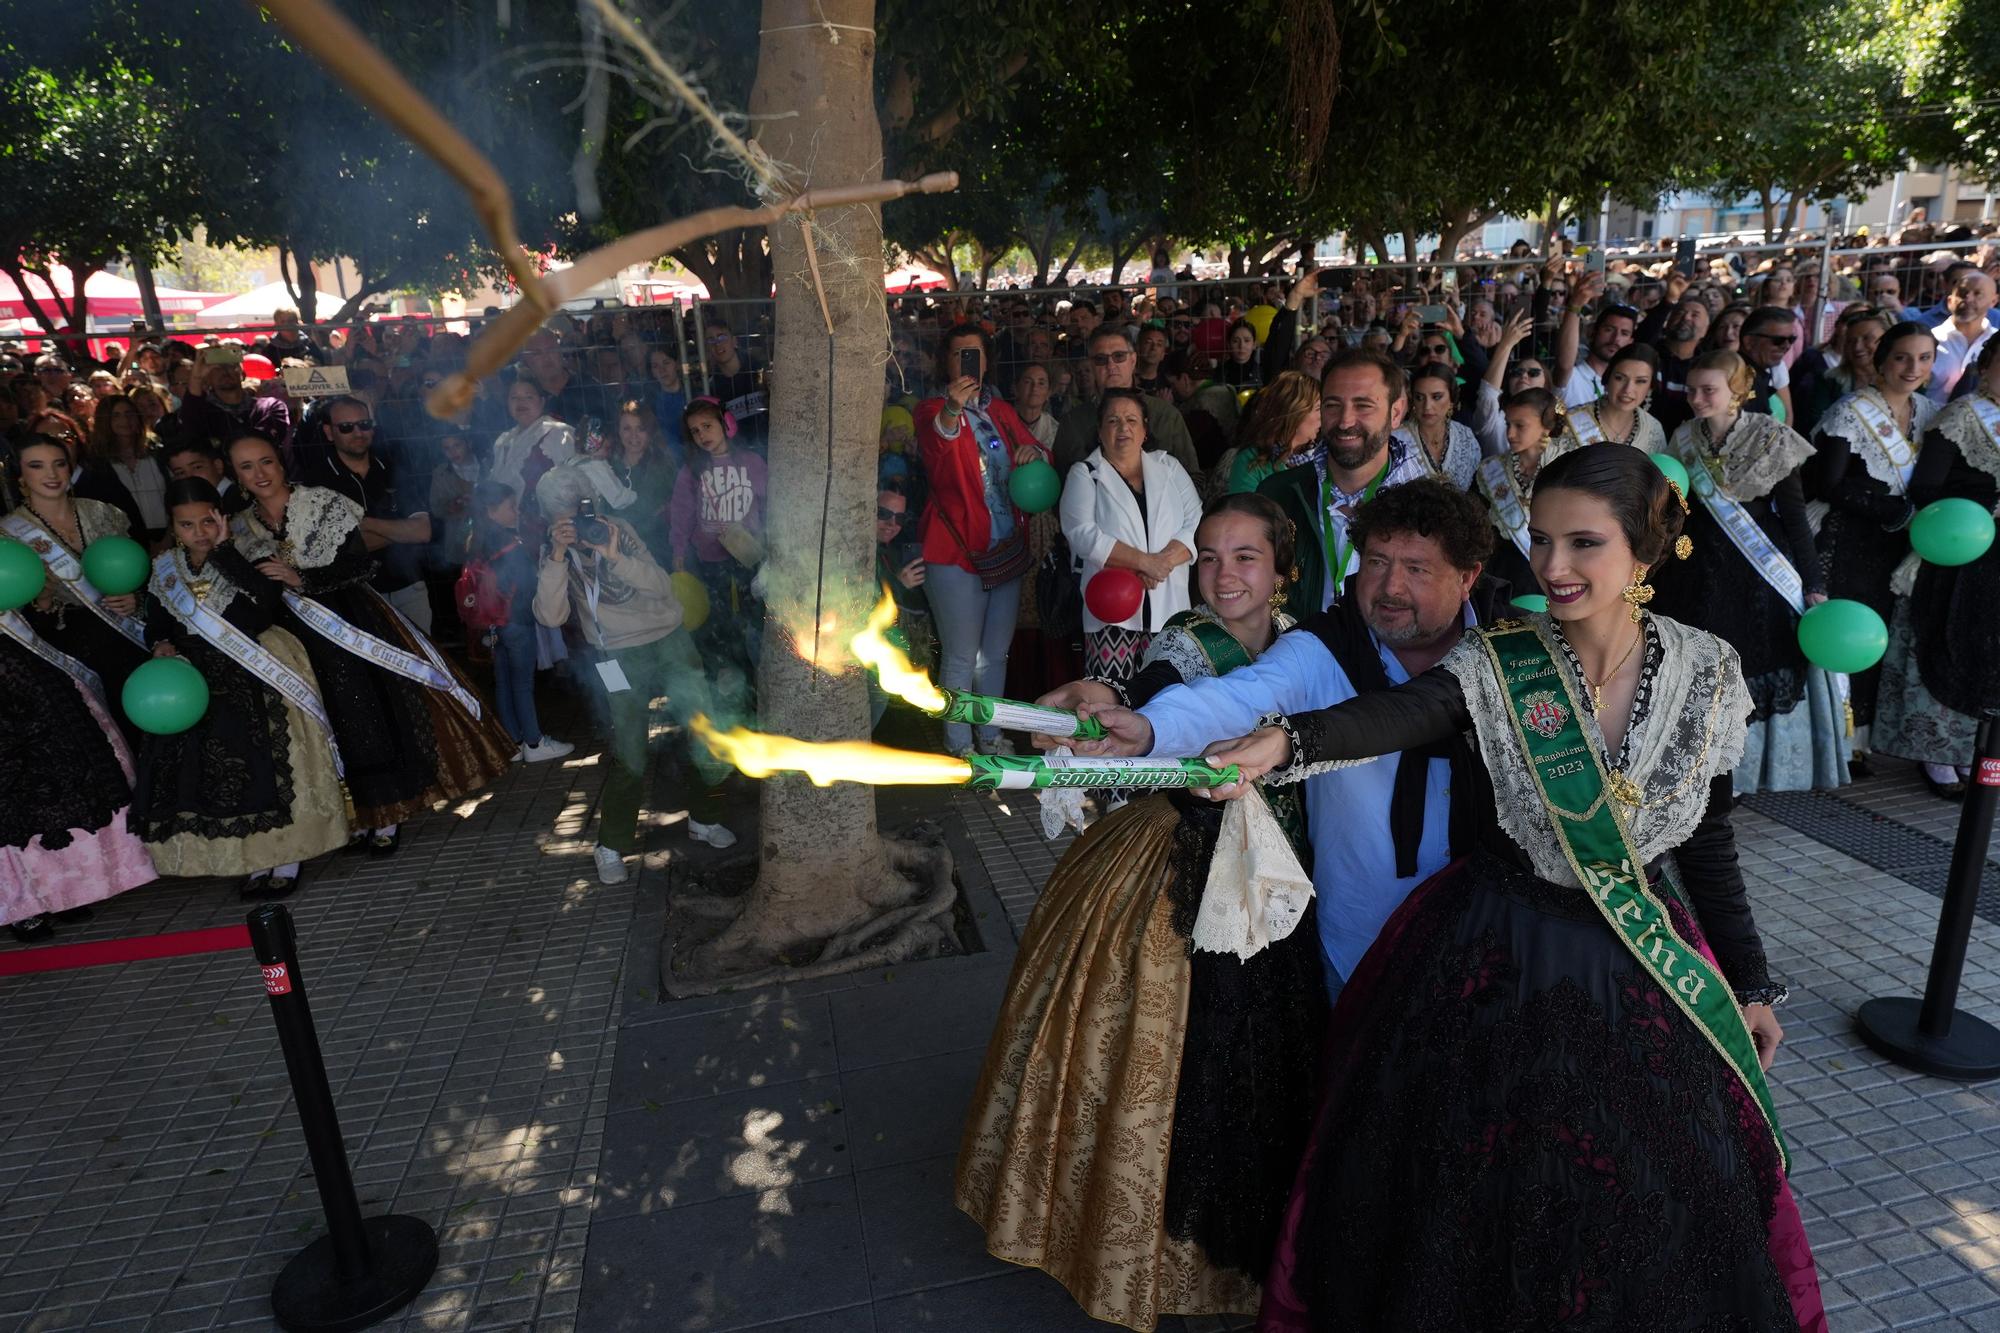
[134,479,353,899]
[226,433,514,855]
[1546,342,1667,465]
[956,495,1326,1331]
[1472,386,1562,596]
[1152,447,1822,1331]
[1876,339,2000,798]
[1811,321,1939,762]
[1654,351,1847,793]
[4,434,150,744]
[0,606,156,943]
[1392,363,1480,490]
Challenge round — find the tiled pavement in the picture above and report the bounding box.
[11,742,2000,1330]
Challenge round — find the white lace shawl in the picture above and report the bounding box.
[1933,395,2000,488]
[1667,412,1815,502]
[1553,405,1667,461]
[231,486,363,569]
[154,546,241,624]
[15,499,129,609]
[1136,605,1294,680]
[1816,389,1939,491]
[1441,613,1751,887]
[1397,422,1481,489]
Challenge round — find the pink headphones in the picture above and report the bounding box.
[688,395,738,438]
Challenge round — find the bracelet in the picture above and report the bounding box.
[1885,500,1915,534]
[1083,674,1131,708]
[1734,984,1790,1009]
[1263,710,1377,785]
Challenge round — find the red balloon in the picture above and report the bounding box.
[1085,568,1145,623]
[241,353,277,380]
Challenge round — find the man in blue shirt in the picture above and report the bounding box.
[1084,479,1508,998]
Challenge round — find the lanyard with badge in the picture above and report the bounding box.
[578,548,633,693]
[1321,459,1390,598]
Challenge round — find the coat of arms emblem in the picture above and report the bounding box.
[1521,689,1569,738]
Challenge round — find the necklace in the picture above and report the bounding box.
[24,498,81,549]
[1604,408,1639,446]
[1580,624,1644,714]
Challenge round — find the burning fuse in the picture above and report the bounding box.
[937,690,1107,741]
[964,755,1239,791]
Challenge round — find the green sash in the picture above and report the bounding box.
[1481,621,1788,1169]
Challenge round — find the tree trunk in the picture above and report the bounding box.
[699,0,899,967]
[1759,185,1776,244]
[1052,231,1087,285]
[1778,193,1802,241]
[132,256,164,334]
[673,227,773,301]
[1227,245,1247,278]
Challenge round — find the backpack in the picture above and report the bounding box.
[455,538,521,630]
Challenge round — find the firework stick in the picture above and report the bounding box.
[936,690,1107,741]
[964,755,1240,791]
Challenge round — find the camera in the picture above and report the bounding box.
[573,498,611,547]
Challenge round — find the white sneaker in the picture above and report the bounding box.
[687,818,738,849]
[512,746,524,763]
[521,738,576,763]
[593,844,629,884]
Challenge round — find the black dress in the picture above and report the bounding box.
[1906,415,2000,718]
[16,499,149,747]
[1260,619,1824,1333]
[1810,390,1935,729]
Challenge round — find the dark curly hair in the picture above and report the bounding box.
[1534,443,1686,567]
[1346,476,1494,573]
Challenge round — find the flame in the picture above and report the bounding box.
[692,715,971,787]
[851,585,947,713]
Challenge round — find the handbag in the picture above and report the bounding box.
[1036,529,1083,640]
[933,501,1031,590]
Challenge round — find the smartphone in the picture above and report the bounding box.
[201,344,245,368]
[1674,237,1699,277]
[1582,247,1607,277]
[958,347,980,381]
[1415,304,1450,324]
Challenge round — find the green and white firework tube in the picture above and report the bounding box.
[964,754,1240,791]
[937,689,1107,741]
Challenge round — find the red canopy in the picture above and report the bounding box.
[0,266,222,324]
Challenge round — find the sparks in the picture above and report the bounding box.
[851,585,947,712]
[692,715,972,787]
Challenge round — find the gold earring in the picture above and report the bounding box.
[1622,563,1654,623]
[1269,577,1287,611]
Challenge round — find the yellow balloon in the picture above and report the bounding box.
[1236,387,1256,410]
[1244,303,1278,343]
[671,571,710,631]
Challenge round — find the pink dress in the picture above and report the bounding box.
[0,632,156,926]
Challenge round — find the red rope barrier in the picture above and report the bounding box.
[0,924,252,979]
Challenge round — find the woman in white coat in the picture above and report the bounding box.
[1060,387,1205,683]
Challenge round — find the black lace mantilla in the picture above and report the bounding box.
[0,639,130,851]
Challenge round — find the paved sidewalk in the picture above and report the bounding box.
[8,747,2000,1330]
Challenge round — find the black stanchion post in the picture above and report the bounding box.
[1856,710,2000,1080]
[247,904,438,1332]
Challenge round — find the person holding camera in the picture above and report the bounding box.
[533,468,736,885]
[173,343,292,453]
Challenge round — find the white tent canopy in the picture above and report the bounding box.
[194,279,323,326]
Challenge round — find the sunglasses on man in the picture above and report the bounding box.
[331,418,377,433]
[1746,333,1798,348]
[877,507,906,525]
[1089,350,1134,367]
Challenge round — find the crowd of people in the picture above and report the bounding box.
[4,229,1998,1326]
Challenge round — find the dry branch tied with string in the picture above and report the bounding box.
[253,0,956,415]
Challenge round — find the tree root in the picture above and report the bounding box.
[660,840,958,999]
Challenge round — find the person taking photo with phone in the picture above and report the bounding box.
[172,343,293,454]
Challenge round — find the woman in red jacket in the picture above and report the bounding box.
[917,325,1047,756]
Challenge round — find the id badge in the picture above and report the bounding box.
[596,658,632,693]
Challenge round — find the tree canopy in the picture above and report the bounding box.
[1,0,1991,332]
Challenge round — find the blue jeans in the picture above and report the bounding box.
[492,621,542,746]
[925,562,1021,752]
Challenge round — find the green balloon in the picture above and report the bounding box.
[1796,598,1887,674]
[1909,497,1996,567]
[122,656,210,735]
[1511,593,1549,613]
[1652,451,1690,497]
[81,535,150,596]
[1008,458,1062,514]
[0,539,46,612]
